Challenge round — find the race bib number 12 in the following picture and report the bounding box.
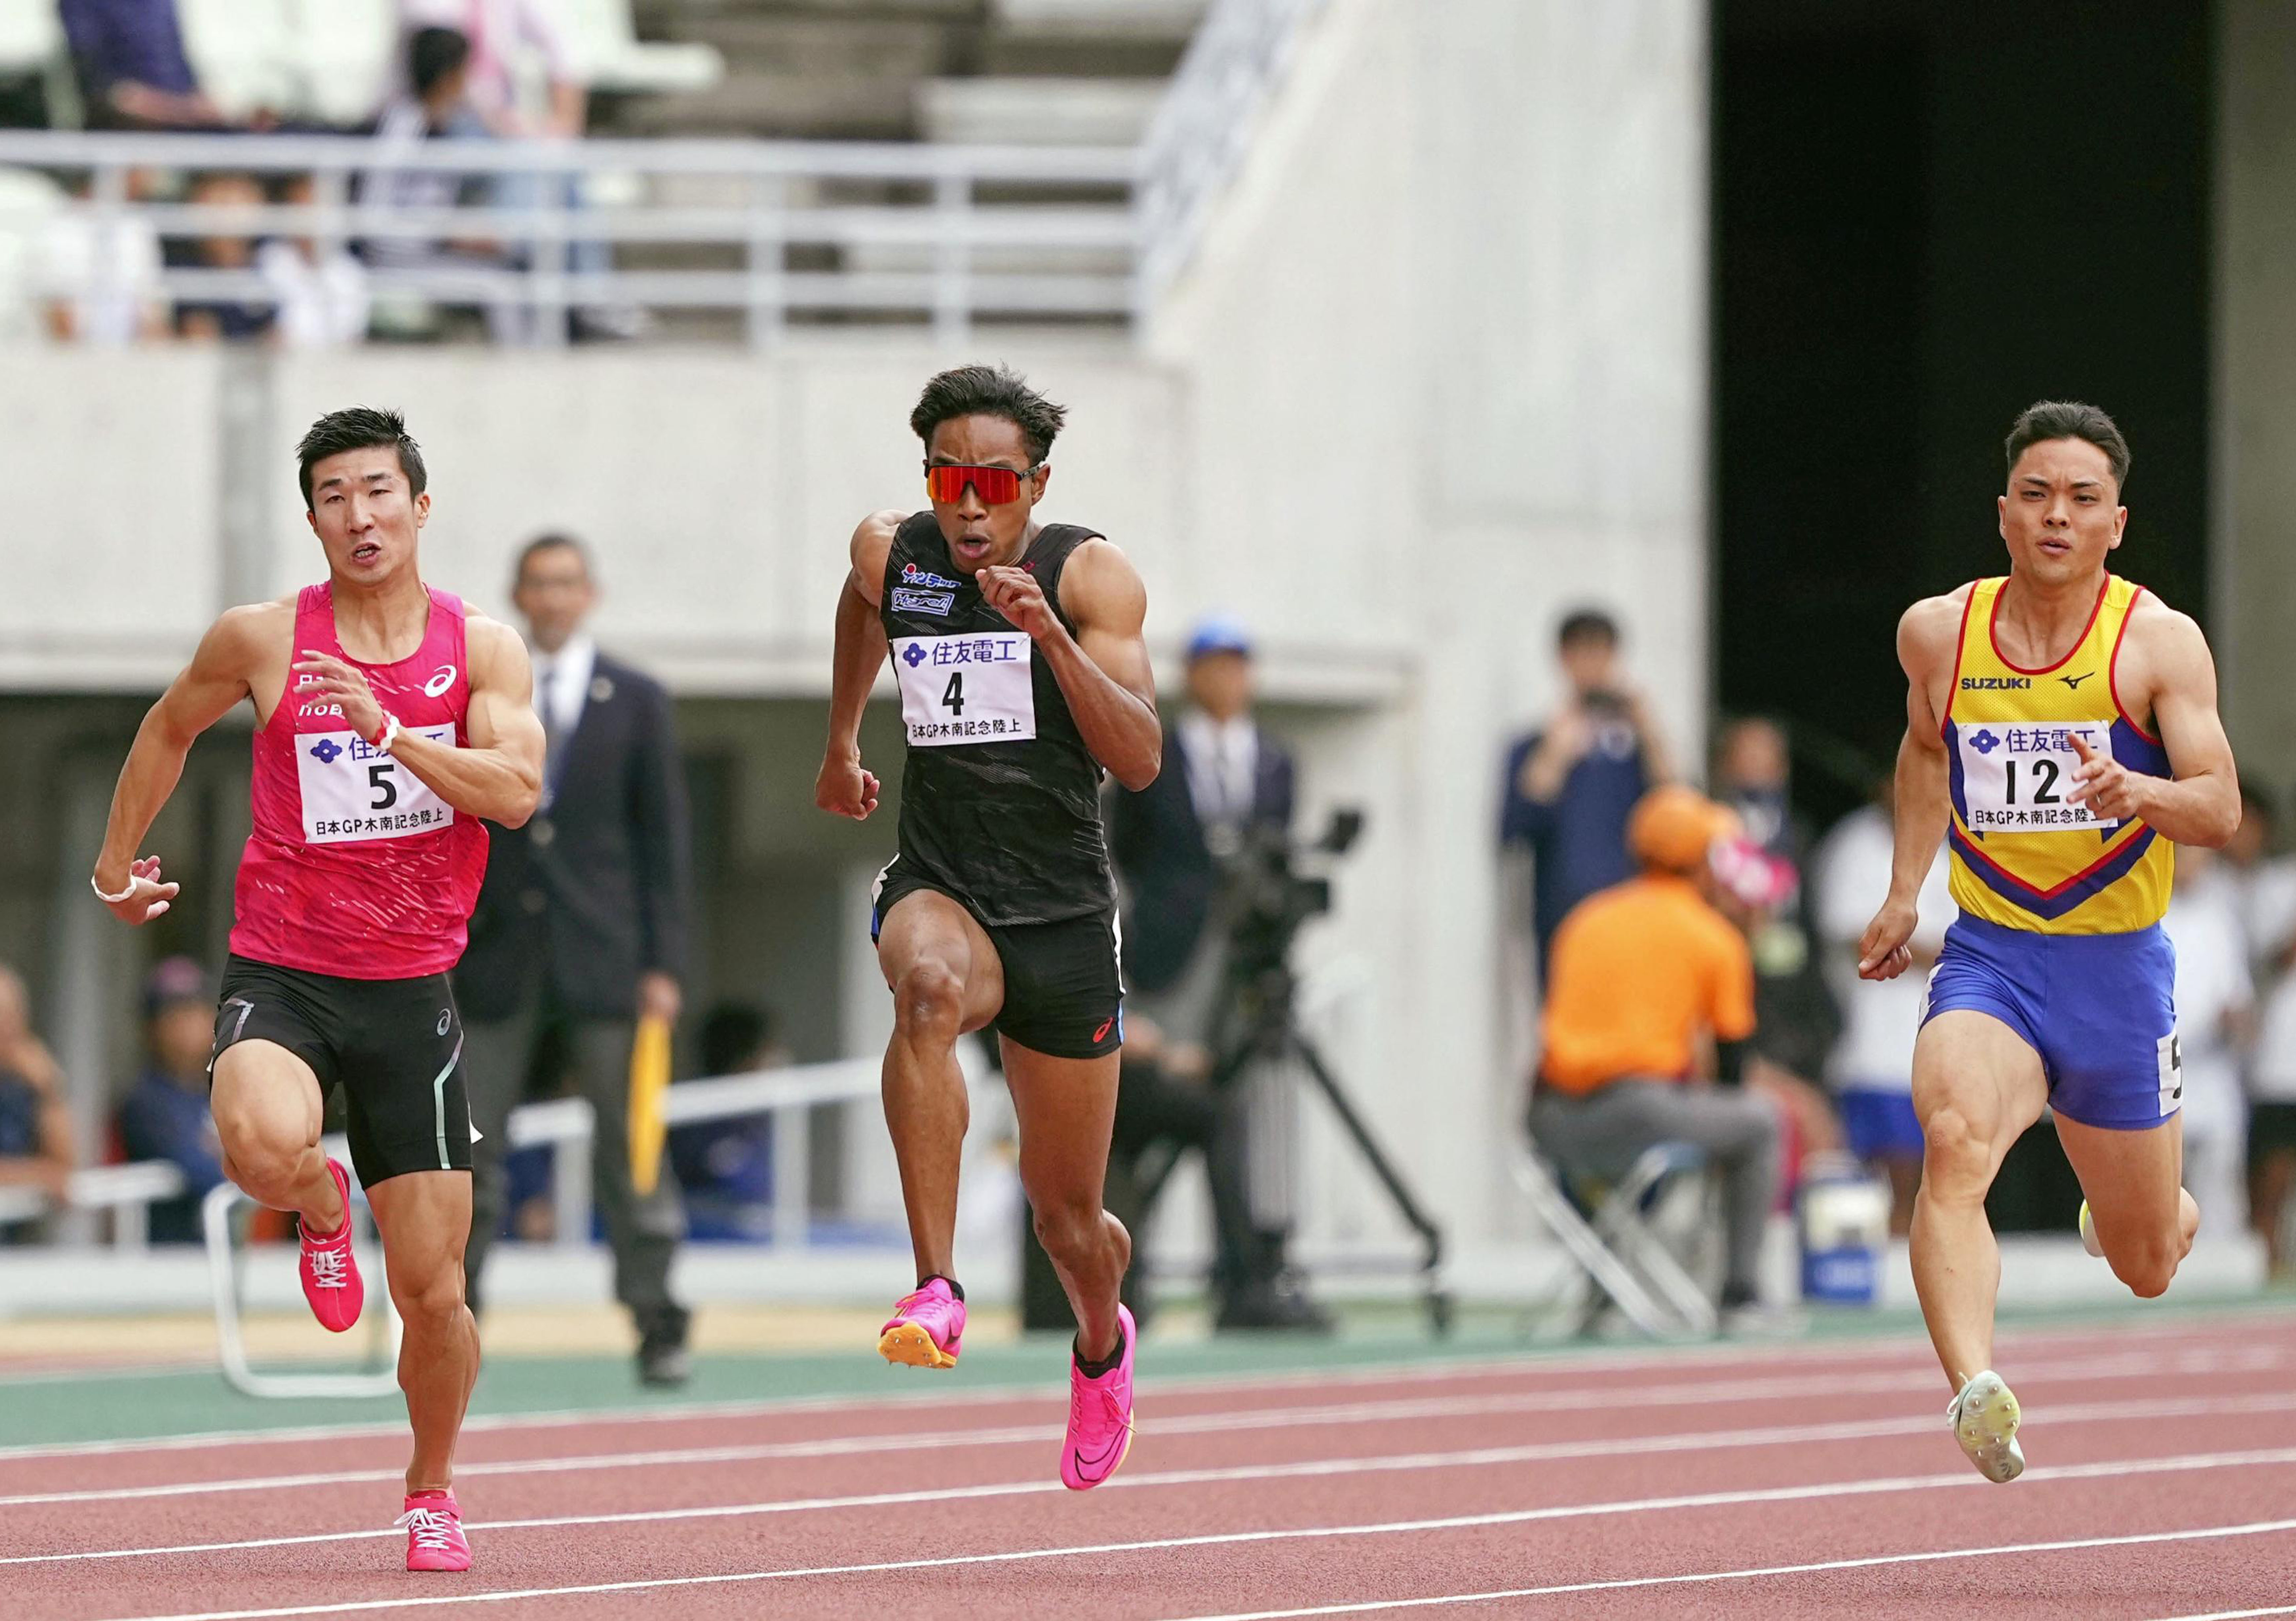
[1956,719,2111,835]
[297,726,457,844]
[892,633,1035,747]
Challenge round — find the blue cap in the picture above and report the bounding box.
[1185,616,1254,662]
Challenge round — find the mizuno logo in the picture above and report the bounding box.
[2060,672,2095,690]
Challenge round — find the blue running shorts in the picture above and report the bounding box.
[1920,912,2181,1131]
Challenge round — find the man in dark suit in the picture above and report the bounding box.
[458,534,694,1385]
[1108,618,1325,1330]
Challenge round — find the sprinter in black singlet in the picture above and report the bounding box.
[815,365,1159,1489]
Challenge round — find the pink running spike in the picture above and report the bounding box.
[397,1490,471,1572]
[298,1157,363,1333]
[1061,1303,1136,1490]
[877,1277,966,1369]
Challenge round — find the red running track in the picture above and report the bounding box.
[5,1316,2296,1620]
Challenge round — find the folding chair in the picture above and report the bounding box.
[204,1133,402,1398]
[1511,1138,1718,1340]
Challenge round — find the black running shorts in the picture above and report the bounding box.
[872,863,1124,1061]
[209,953,473,1189]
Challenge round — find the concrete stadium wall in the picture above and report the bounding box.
[1145,0,1711,1255]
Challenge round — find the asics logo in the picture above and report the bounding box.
[423,666,457,698]
[1092,1017,1115,1044]
[436,1009,452,1036]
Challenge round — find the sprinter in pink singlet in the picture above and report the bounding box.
[89,408,544,1574]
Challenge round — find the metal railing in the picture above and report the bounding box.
[1134,0,1327,309]
[0,1,1328,343]
[0,129,1140,345]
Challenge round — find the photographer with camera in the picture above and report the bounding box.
[1109,618,1329,1330]
[1501,608,1676,983]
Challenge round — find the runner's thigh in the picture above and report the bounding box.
[876,886,1005,1034]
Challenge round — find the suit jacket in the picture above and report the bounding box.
[1108,718,1294,994]
[457,650,691,1022]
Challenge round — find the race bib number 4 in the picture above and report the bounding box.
[892,633,1035,747]
[1956,719,2111,834]
[297,726,456,844]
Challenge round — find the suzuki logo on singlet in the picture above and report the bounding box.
[423,666,457,698]
[1960,677,2032,691]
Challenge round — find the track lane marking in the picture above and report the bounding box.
[9,1339,2281,1506]
[59,1459,2296,1621]
[11,1417,2296,1569]
[1159,1519,2296,1619]
[6,1343,2279,1508]
[4,1311,2277,1462]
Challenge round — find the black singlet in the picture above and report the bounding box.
[879,512,1117,928]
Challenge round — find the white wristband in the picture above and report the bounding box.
[91,872,136,905]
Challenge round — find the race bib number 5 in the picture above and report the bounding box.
[297,726,456,844]
[892,633,1035,747]
[1956,719,2112,834]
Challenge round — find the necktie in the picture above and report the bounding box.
[536,660,564,787]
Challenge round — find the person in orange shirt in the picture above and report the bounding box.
[1530,784,1782,1316]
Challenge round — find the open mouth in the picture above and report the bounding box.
[351,542,381,564]
[951,535,991,561]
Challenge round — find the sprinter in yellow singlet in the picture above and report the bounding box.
[1858,401,2241,1484]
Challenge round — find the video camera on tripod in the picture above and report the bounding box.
[1195,804,1453,1334]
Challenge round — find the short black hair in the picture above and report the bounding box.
[409,26,470,100]
[1556,607,1620,651]
[909,365,1066,465]
[2005,400,2131,493]
[513,531,591,586]
[295,406,425,510]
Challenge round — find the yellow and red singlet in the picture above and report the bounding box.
[1941,573,2173,935]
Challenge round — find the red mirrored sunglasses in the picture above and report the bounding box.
[924,462,1042,505]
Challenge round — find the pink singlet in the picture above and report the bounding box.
[229,581,490,979]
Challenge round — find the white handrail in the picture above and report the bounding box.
[0,128,1141,344]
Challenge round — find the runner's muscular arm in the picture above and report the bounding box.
[91,601,285,921]
[2066,601,2239,848]
[1859,592,1962,979]
[980,537,1160,791]
[384,617,544,827]
[815,511,902,820]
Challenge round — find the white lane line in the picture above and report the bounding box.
[1161,1519,2296,1620]
[8,1341,2275,1509]
[5,1309,2271,1463]
[12,1403,2296,1569]
[70,1462,2296,1621]
[2145,1609,2296,1620]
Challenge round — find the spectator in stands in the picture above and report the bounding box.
[115,956,225,1244]
[2163,844,2255,1237]
[58,0,226,130]
[396,0,583,139]
[35,168,167,345]
[1529,786,1781,1320]
[0,964,75,1240]
[668,1004,786,1242]
[1813,773,1951,1233]
[168,171,275,343]
[394,0,641,340]
[1500,607,1673,983]
[257,174,372,348]
[362,26,527,343]
[2237,788,2296,1275]
[458,533,693,1385]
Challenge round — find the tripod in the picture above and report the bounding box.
[1143,952,1453,1336]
